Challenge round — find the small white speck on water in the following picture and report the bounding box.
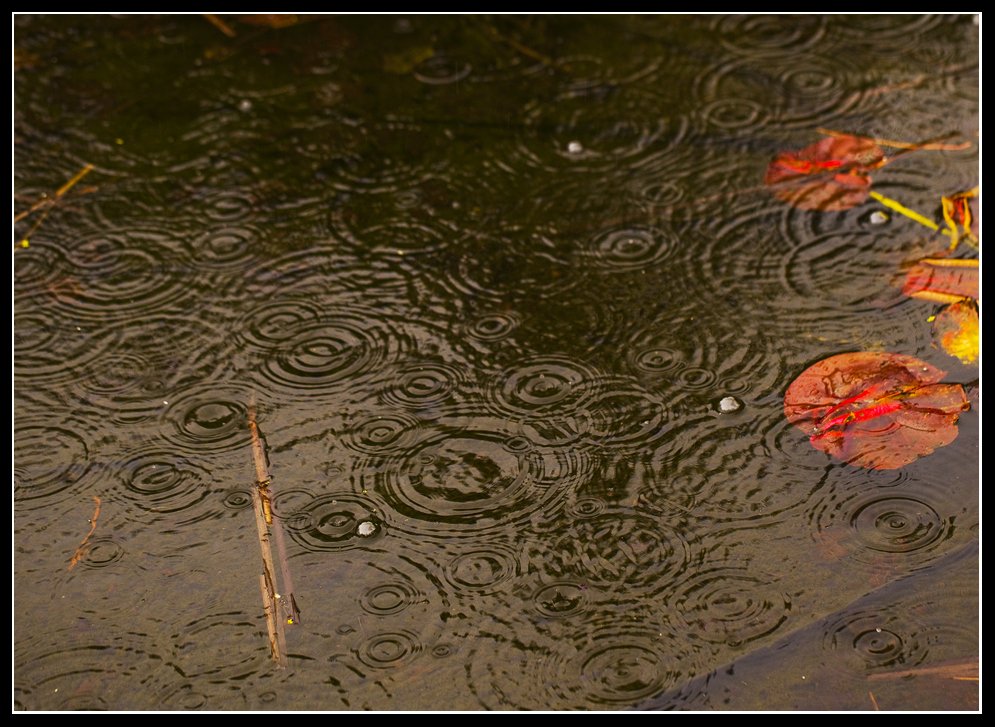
[719,396,741,413]
[357,521,376,537]
[567,141,583,154]
[869,210,889,225]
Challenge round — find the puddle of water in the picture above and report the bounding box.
[15,15,977,710]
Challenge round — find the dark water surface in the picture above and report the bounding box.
[14,15,978,710]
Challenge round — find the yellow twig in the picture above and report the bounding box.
[918,258,979,268]
[868,191,940,231]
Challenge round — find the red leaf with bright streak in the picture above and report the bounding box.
[784,352,969,469]
[902,258,978,304]
[766,135,885,211]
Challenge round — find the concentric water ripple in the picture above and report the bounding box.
[360,582,423,616]
[466,625,685,709]
[240,298,325,349]
[465,310,523,342]
[356,630,422,669]
[14,311,115,384]
[583,226,676,272]
[349,220,450,256]
[14,629,173,711]
[160,383,253,455]
[285,492,387,552]
[381,431,543,527]
[13,239,69,296]
[822,610,926,673]
[443,543,520,595]
[713,15,827,56]
[668,567,791,647]
[187,225,259,271]
[574,633,683,705]
[629,346,685,378]
[494,356,600,417]
[14,421,99,509]
[645,409,824,521]
[71,316,232,424]
[256,312,409,399]
[532,581,591,619]
[118,450,215,517]
[53,230,191,321]
[443,232,582,303]
[694,53,864,129]
[850,496,946,555]
[584,385,668,449]
[545,511,689,588]
[342,411,422,455]
[378,361,464,410]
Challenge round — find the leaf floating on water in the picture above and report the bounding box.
[902,257,978,304]
[933,300,979,365]
[941,186,979,251]
[784,352,969,470]
[765,134,885,211]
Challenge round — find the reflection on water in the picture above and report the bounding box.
[14,15,977,710]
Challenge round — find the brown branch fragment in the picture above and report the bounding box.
[248,397,287,668]
[15,163,95,247]
[69,496,101,570]
[203,14,237,37]
[817,127,971,151]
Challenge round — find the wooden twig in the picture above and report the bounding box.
[248,396,288,669]
[69,496,101,570]
[248,398,300,624]
[817,127,971,151]
[868,656,979,682]
[15,163,95,247]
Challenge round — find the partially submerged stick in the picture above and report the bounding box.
[248,397,287,669]
[247,395,301,669]
[68,496,101,571]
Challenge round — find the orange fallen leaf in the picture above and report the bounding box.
[765,134,885,211]
[902,258,978,304]
[933,300,979,364]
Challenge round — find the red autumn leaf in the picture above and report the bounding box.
[766,134,885,211]
[902,258,978,304]
[784,352,969,469]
